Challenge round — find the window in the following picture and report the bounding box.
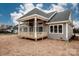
[59,25,62,33]
[20,28,22,32]
[54,25,57,33]
[37,26,43,32]
[49,24,63,34]
[39,27,43,32]
[29,27,33,32]
[20,27,24,32]
[24,27,27,32]
[50,26,53,33]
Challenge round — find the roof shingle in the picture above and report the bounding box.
[19,8,71,22]
[49,10,71,22]
[20,8,55,19]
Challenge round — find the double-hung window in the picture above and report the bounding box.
[39,27,43,32]
[59,25,62,33]
[50,26,53,33]
[54,25,57,33]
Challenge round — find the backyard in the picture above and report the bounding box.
[0,34,79,56]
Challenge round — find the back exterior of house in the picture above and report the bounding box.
[17,8,73,41]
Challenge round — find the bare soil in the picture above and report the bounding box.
[0,34,79,56]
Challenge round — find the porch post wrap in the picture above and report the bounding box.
[28,21,29,33]
[18,21,20,35]
[28,21,29,36]
[34,17,37,38]
[66,23,68,40]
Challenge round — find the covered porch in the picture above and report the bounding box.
[18,16,48,41]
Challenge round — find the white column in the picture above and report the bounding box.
[34,17,37,39]
[18,21,20,35]
[42,23,43,40]
[66,23,68,40]
[27,21,29,36]
[28,21,29,33]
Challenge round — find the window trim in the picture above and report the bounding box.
[49,25,54,33]
[49,24,63,34]
[54,25,58,33]
[58,25,63,33]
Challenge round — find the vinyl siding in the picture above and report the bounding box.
[68,23,73,39]
[48,23,66,40]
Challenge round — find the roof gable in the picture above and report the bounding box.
[49,10,71,22]
[19,8,56,19]
[18,8,71,23]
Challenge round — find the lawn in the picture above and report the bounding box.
[0,34,79,56]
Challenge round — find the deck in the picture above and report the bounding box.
[18,32,48,40]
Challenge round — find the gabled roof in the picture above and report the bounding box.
[49,10,71,22]
[19,8,56,19]
[19,8,71,22]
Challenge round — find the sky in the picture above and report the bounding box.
[0,3,79,28]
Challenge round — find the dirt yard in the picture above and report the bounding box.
[0,34,79,56]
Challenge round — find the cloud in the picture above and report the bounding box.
[71,3,77,8]
[36,3,52,13]
[10,12,23,25]
[73,20,79,29]
[40,3,67,13]
[36,3,67,13]
[10,3,44,25]
[10,3,79,26]
[71,4,79,28]
[50,4,66,12]
[58,3,67,6]
[10,3,67,25]
[71,3,79,14]
[19,4,24,10]
[22,3,35,14]
[36,3,43,9]
[36,3,66,13]
[10,3,35,25]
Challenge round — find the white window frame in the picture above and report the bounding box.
[49,24,63,34]
[58,24,63,34]
[54,25,58,33]
[49,25,54,33]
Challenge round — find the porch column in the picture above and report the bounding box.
[42,24,43,40]
[34,17,37,41]
[18,21,20,35]
[66,23,68,41]
[28,21,29,33]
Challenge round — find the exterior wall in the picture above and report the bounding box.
[48,23,67,40]
[44,25,49,37]
[68,23,73,39]
[48,22,73,40]
[19,22,73,40]
[43,24,48,32]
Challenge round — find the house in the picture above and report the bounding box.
[12,25,18,33]
[17,8,73,41]
[0,24,13,33]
